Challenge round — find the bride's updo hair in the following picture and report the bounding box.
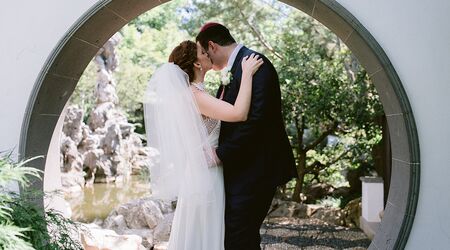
[168,40,197,83]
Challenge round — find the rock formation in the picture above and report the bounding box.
[60,34,158,192]
[102,197,175,249]
[268,198,362,228]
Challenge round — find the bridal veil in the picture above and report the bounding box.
[143,63,224,250]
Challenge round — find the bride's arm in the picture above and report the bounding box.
[192,54,263,122]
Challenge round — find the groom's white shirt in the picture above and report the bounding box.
[226,43,243,70]
[219,44,243,98]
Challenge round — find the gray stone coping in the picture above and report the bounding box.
[360,176,384,183]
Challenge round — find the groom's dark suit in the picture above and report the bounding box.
[216,46,297,249]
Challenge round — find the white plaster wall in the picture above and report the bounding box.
[337,1,450,248]
[0,0,97,160]
[43,103,71,217]
[0,0,449,248]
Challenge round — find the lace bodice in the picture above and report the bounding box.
[192,83,221,147]
[203,115,220,135]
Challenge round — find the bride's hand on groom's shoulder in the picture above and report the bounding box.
[242,53,264,77]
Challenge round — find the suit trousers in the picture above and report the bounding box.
[224,186,276,250]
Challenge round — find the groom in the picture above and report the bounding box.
[197,23,297,249]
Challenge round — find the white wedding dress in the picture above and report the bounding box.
[143,64,225,250]
[168,82,225,250]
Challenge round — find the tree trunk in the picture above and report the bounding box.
[292,151,307,202]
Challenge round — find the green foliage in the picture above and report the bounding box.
[0,223,34,250]
[277,13,383,196]
[0,153,83,250]
[0,154,42,189]
[7,191,84,250]
[115,19,190,133]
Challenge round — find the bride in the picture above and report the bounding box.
[143,40,263,250]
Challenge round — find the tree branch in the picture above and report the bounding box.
[306,144,355,175]
[305,122,338,151]
[235,3,284,60]
[336,34,358,83]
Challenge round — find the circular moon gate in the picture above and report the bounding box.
[19,0,419,249]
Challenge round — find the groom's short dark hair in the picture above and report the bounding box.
[196,23,236,50]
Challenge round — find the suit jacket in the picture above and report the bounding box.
[216,46,297,195]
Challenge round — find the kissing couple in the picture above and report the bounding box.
[144,23,297,250]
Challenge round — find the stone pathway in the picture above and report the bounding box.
[260,217,371,250]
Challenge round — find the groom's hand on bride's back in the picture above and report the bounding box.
[212,147,222,166]
[203,146,222,167]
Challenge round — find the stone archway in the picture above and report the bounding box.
[19,0,420,249]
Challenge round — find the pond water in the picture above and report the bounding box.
[65,175,151,223]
